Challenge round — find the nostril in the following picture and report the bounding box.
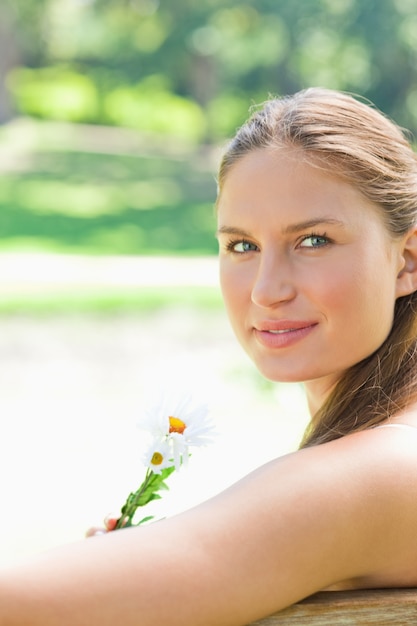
[251,279,296,308]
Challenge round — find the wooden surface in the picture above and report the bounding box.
[248,589,417,625]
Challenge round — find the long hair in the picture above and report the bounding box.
[217,88,417,447]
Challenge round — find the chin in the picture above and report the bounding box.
[253,359,331,385]
[255,366,307,385]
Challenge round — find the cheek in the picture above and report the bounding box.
[220,270,240,311]
[318,264,395,343]
[220,266,250,321]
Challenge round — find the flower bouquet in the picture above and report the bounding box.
[115,393,216,530]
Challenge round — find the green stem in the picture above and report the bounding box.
[115,469,154,529]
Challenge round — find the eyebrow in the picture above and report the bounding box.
[216,218,344,238]
[216,226,252,239]
[282,217,345,234]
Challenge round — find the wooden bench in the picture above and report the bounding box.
[248,588,417,625]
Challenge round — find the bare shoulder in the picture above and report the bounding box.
[329,420,417,494]
[183,424,417,617]
[223,422,417,512]
[266,423,417,528]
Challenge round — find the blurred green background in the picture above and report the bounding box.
[2,0,417,265]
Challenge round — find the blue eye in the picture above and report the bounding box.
[299,234,329,248]
[227,240,258,253]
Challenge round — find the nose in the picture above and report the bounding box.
[251,252,297,308]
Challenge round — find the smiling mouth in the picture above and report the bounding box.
[267,329,299,334]
[256,321,317,333]
[253,323,317,349]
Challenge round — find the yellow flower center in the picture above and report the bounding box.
[151,452,164,466]
[169,416,187,434]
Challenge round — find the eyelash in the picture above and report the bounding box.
[298,232,331,248]
[225,239,257,253]
[224,232,331,254]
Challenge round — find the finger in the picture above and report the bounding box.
[104,513,121,531]
[85,526,107,538]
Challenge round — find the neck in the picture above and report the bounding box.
[303,376,340,417]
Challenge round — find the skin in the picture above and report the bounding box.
[2,147,417,625]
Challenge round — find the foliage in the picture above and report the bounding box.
[2,0,417,259]
[4,0,417,136]
[103,76,206,142]
[8,66,99,122]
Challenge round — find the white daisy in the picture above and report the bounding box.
[140,391,216,470]
[143,439,174,474]
[115,390,217,528]
[168,413,215,468]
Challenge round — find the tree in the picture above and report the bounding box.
[4,0,417,136]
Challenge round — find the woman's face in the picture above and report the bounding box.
[217,148,406,407]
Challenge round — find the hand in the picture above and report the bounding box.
[85,514,120,538]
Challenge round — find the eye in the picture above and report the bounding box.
[227,239,258,253]
[298,233,330,248]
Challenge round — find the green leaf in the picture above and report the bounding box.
[136,515,155,526]
[116,465,178,529]
[136,466,176,506]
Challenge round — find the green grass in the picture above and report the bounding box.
[0,120,222,313]
[0,286,223,316]
[0,119,219,256]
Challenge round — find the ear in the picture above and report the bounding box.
[396,226,417,298]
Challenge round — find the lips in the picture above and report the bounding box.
[253,320,318,348]
[256,320,317,332]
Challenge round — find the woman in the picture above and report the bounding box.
[2,88,417,625]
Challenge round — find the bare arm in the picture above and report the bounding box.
[1,427,417,626]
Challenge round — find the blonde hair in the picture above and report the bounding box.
[218,88,417,447]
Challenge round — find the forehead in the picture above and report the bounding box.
[217,148,384,230]
[219,147,343,202]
